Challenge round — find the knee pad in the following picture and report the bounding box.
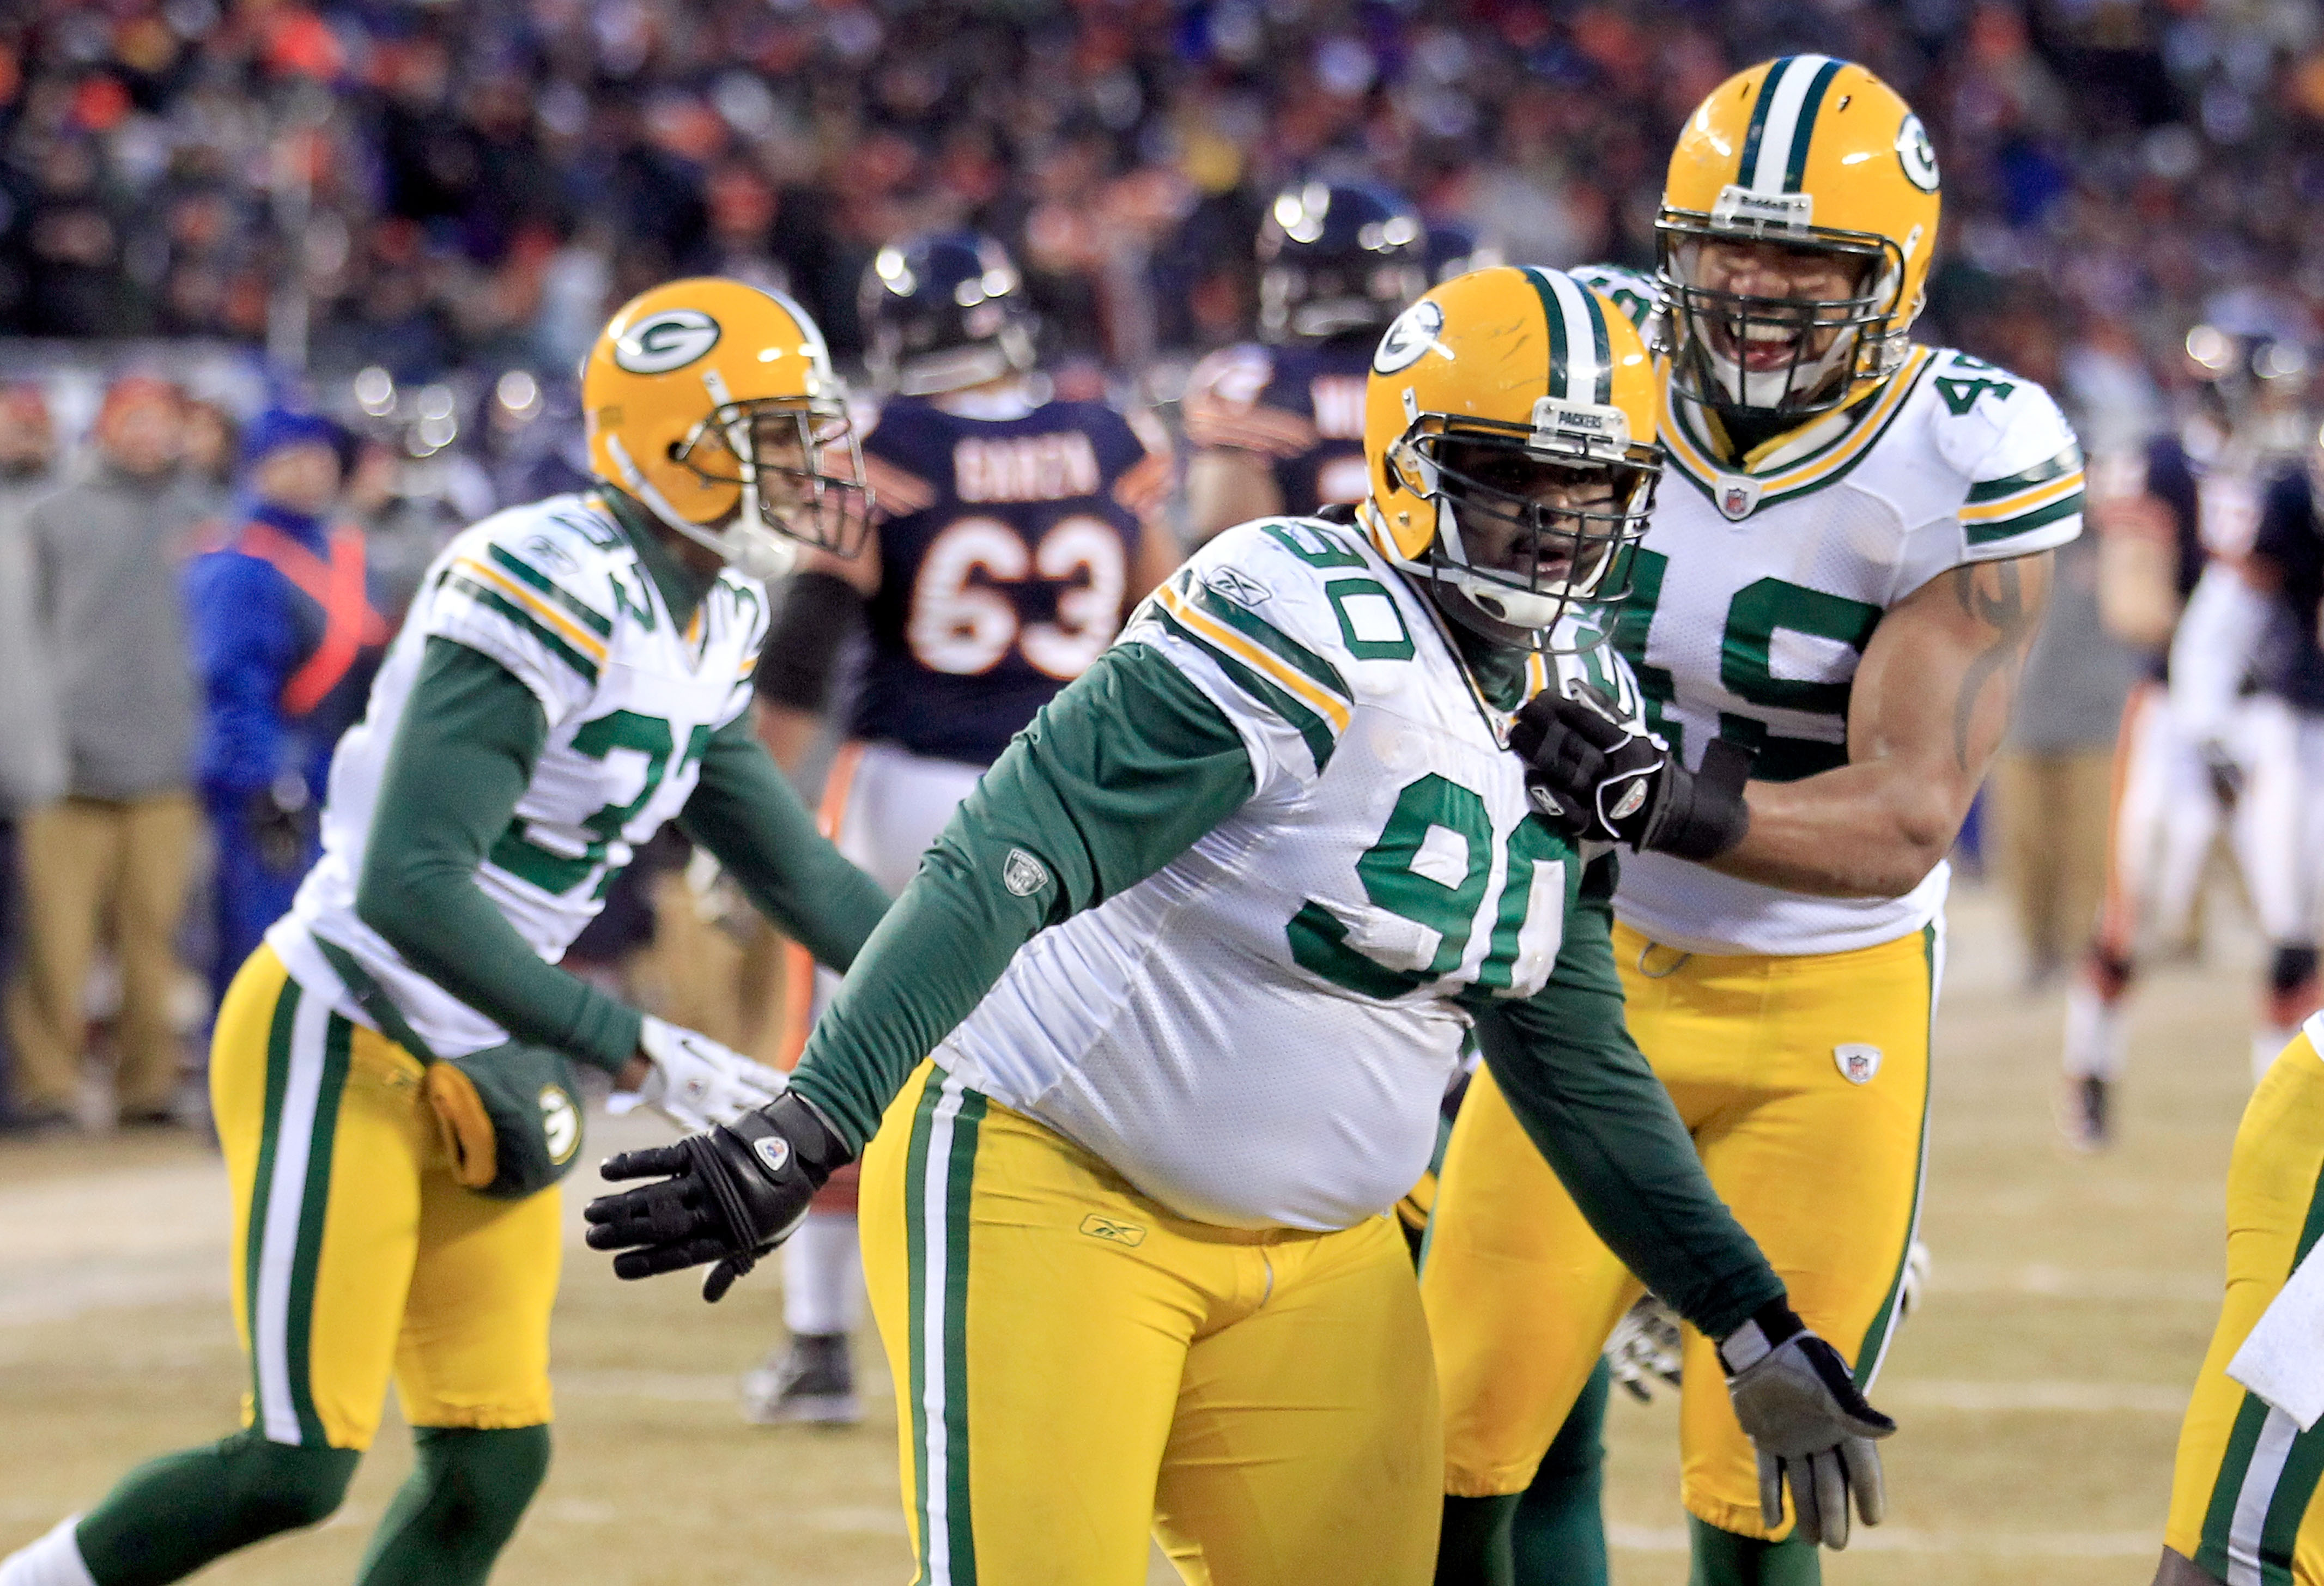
[216,1431,359,1535]
[2268,944,2318,998]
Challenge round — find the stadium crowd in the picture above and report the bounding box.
[0,0,2317,1130]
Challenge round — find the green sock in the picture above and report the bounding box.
[73,1428,359,1586]
[1510,1358,1612,1586]
[1437,1493,1521,1586]
[1686,1513,1821,1586]
[354,1425,550,1586]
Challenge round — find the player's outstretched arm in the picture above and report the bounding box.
[355,636,647,1075]
[1469,854,1894,1547]
[676,714,889,970]
[1718,549,2054,898]
[586,642,1258,1293]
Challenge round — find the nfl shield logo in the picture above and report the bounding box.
[1002,847,1051,897]
[1834,1043,1882,1085]
[1717,476,1762,521]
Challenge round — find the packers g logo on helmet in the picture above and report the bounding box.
[1360,266,1661,654]
[610,308,722,375]
[1656,56,1943,418]
[584,278,870,581]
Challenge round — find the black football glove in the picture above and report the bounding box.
[1719,1299,1896,1548]
[583,1092,849,1302]
[1508,683,1754,861]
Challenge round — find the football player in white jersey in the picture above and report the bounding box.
[586,265,1895,1583]
[0,280,891,1586]
[2066,318,2324,1142]
[1422,59,2081,1586]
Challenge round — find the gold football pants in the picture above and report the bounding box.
[214,946,561,1449]
[860,1060,1442,1585]
[2163,1031,2324,1585]
[1422,921,1934,1538]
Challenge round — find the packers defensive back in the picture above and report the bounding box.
[1425,56,2082,1586]
[0,280,891,1586]
[585,265,1894,1584]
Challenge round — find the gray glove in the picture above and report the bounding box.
[1719,1300,1896,1548]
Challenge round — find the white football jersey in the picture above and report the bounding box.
[935,514,1634,1231]
[271,492,768,1056]
[1581,267,2085,955]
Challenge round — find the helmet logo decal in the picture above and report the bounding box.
[1374,299,1449,374]
[613,308,722,374]
[1895,113,1939,192]
[1529,397,1630,455]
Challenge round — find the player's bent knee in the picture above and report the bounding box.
[222,1432,361,1535]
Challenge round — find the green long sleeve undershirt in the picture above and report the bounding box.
[787,640,1785,1339]
[355,637,888,1073]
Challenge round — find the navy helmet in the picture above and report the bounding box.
[1255,181,1428,343]
[1424,218,1506,285]
[860,231,1036,396]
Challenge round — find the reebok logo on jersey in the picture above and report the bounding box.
[754,1135,792,1174]
[1002,848,1051,897]
[1079,1213,1148,1247]
[1835,1043,1882,1084]
[1206,567,1271,607]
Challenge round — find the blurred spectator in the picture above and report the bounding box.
[185,411,387,1004]
[1980,294,2146,985]
[178,398,240,521]
[0,384,64,1126]
[6,376,203,1132]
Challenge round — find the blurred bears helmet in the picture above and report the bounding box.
[861,232,1036,397]
[1658,56,1941,417]
[1362,266,1661,652]
[1258,181,1428,343]
[584,278,870,579]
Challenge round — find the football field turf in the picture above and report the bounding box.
[0,882,2252,1583]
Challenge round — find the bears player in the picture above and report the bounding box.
[1424,58,2080,1585]
[1181,181,1428,542]
[2152,1021,2324,1586]
[2067,318,2323,1143]
[739,229,1178,1423]
[0,280,891,1586]
[586,264,1895,1583]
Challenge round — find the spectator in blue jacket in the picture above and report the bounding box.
[184,410,390,1004]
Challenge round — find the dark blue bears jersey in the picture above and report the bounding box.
[1182,338,1375,513]
[850,396,1169,764]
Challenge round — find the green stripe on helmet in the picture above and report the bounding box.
[1522,266,1568,399]
[1737,56,1793,190]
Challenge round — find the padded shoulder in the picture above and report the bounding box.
[1567,263,1664,332]
[423,494,630,715]
[1913,350,2085,558]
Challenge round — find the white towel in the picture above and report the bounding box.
[2229,1238,2324,1431]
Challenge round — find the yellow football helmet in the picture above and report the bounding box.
[583,277,869,580]
[1658,56,1941,416]
[1362,265,1661,651]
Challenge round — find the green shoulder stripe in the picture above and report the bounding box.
[447,572,603,684]
[1966,445,2084,503]
[1965,490,2084,545]
[1153,605,1338,771]
[487,544,614,636]
[1184,580,1352,702]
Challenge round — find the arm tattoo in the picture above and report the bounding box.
[1950,559,2034,771]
